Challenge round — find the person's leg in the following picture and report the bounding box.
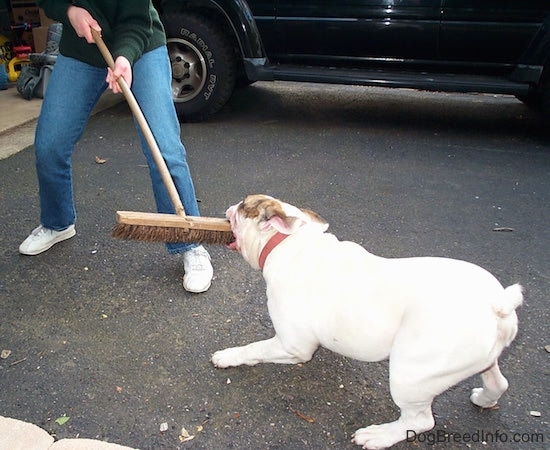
[131,46,213,293]
[130,45,200,254]
[35,54,107,229]
[20,55,107,255]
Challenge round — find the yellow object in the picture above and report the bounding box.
[7,56,30,82]
[0,34,12,64]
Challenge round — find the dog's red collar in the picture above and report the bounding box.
[259,232,289,270]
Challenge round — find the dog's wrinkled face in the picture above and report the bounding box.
[226,194,328,269]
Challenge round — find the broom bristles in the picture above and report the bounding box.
[112,223,235,245]
[112,211,235,245]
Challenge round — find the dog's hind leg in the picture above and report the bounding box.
[470,360,509,408]
[212,335,317,368]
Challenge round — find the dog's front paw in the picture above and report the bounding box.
[211,347,244,368]
[352,424,402,450]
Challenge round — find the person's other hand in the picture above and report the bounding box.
[106,56,132,93]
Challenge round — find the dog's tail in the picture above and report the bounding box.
[493,283,523,318]
[492,284,523,350]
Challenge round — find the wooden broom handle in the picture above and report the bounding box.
[91,28,186,217]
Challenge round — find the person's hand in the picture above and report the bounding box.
[67,5,101,43]
[106,56,133,93]
[66,5,131,93]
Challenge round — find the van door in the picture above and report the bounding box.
[270,0,441,67]
[439,0,549,70]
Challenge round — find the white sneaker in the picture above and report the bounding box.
[182,245,213,293]
[19,224,76,255]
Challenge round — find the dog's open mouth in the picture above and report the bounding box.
[227,235,238,250]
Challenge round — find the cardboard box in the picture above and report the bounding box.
[39,7,55,27]
[32,25,47,53]
[11,5,40,24]
[21,30,34,51]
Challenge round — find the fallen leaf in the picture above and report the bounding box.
[55,416,70,425]
[179,426,195,442]
[95,156,107,164]
[290,406,315,423]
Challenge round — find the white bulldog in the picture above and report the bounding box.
[212,194,523,449]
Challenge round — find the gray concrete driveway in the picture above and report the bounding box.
[1,83,548,449]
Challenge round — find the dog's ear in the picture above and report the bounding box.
[262,214,304,234]
[259,200,302,234]
[261,201,329,234]
[242,194,329,234]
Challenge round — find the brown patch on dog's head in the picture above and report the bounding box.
[238,194,328,235]
[240,194,288,222]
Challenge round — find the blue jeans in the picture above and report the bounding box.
[35,47,199,253]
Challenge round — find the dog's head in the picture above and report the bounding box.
[226,194,329,269]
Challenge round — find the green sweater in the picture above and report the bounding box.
[36,0,166,68]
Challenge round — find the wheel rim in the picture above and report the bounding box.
[167,38,207,103]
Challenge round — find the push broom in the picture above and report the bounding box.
[91,29,234,245]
